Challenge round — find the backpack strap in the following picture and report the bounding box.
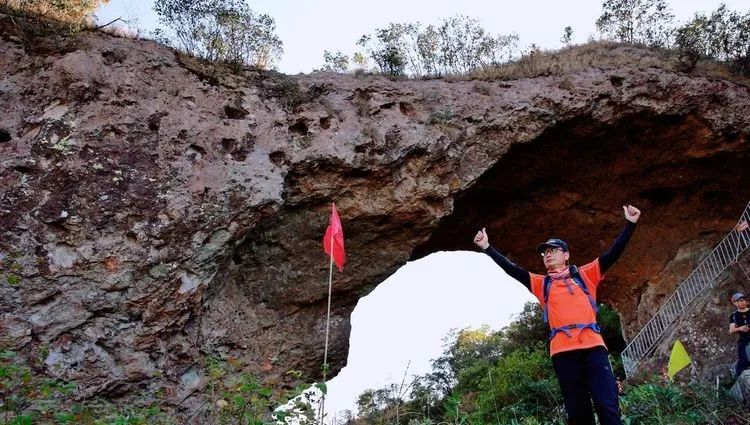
[542,265,599,327]
[549,323,602,340]
[542,274,552,323]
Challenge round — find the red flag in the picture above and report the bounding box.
[323,203,345,271]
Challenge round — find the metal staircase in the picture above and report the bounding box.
[621,201,750,378]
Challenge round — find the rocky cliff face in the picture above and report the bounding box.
[1,24,750,409]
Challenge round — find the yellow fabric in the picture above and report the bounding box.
[667,339,691,379]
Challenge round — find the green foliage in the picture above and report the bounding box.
[350,378,418,425]
[674,5,750,75]
[595,0,674,47]
[357,24,408,76]
[619,378,746,424]
[1,0,108,32]
[202,355,317,425]
[561,26,574,45]
[473,347,564,424]
[356,16,518,77]
[426,326,505,398]
[316,50,350,73]
[1,255,23,286]
[349,300,748,425]
[0,344,316,424]
[355,385,400,425]
[0,348,171,424]
[429,108,453,125]
[598,303,626,354]
[497,302,548,355]
[406,377,443,422]
[261,74,328,111]
[152,0,283,69]
[0,350,72,423]
[442,393,470,425]
[50,135,74,155]
[5,274,21,286]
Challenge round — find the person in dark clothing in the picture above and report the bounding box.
[729,292,750,378]
[473,205,640,425]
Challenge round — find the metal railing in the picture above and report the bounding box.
[621,201,750,378]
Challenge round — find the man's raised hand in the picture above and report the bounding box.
[623,205,641,223]
[474,227,489,250]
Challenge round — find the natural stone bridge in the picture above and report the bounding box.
[1,24,749,408]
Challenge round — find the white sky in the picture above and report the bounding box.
[96,0,750,74]
[323,252,534,418]
[92,0,748,418]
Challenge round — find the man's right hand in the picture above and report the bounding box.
[473,228,489,250]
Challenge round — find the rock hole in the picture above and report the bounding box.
[609,75,625,87]
[224,104,248,119]
[147,112,167,132]
[187,144,207,162]
[12,165,33,174]
[639,187,676,205]
[101,50,126,65]
[221,138,237,152]
[385,127,401,147]
[289,119,309,135]
[232,250,244,265]
[235,133,256,161]
[269,151,288,166]
[0,128,11,143]
[345,169,371,178]
[354,144,368,154]
[701,189,732,204]
[221,134,254,161]
[399,102,415,117]
[319,117,331,130]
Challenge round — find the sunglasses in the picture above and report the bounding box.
[541,247,564,257]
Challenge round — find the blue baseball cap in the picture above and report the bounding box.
[732,292,747,302]
[536,238,569,254]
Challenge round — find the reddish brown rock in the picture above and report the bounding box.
[1,22,750,409]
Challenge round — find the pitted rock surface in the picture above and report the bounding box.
[1,25,750,405]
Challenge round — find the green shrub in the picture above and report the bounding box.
[595,0,674,47]
[153,0,283,70]
[356,16,518,77]
[5,274,21,286]
[675,5,750,75]
[0,346,314,424]
[347,304,743,425]
[473,346,564,425]
[201,356,317,425]
[620,378,746,424]
[1,0,107,31]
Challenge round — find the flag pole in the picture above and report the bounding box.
[319,210,335,425]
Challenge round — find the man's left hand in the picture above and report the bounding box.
[623,205,641,223]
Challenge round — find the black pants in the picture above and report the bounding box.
[737,339,750,377]
[551,346,622,425]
